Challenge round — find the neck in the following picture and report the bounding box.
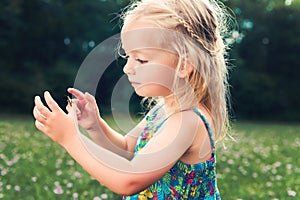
[163,94,175,106]
[162,94,181,114]
[162,93,203,113]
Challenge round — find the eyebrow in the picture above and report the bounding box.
[121,47,152,55]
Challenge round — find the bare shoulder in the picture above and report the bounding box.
[164,107,212,132]
[178,107,214,163]
[156,109,204,144]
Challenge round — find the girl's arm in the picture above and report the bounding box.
[33,91,202,195]
[67,88,145,159]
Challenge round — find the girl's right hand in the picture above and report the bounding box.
[67,88,101,131]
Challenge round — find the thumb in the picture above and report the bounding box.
[66,103,79,126]
[66,102,74,114]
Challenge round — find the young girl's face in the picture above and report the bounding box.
[121,20,178,97]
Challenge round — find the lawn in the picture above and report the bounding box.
[0,116,299,199]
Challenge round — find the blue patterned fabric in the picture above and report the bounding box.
[123,107,221,200]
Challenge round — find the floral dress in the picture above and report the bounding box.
[123,107,221,200]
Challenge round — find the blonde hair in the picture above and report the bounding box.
[120,0,233,142]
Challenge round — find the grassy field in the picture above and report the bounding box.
[0,116,299,199]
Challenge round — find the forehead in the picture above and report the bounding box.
[120,20,178,54]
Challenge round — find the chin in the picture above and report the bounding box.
[134,89,171,97]
[133,84,172,97]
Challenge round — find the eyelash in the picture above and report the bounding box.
[122,55,148,64]
[135,58,148,64]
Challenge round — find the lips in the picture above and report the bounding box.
[130,81,140,84]
[128,78,141,86]
[130,81,141,87]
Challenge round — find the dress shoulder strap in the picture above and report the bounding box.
[190,108,215,149]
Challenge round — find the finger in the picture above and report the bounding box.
[66,103,72,112]
[33,106,47,123]
[66,103,80,117]
[85,92,97,105]
[35,119,45,132]
[66,103,79,127]
[85,92,100,117]
[68,88,85,101]
[33,106,40,119]
[71,98,79,106]
[66,102,74,114]
[34,96,51,117]
[44,91,62,112]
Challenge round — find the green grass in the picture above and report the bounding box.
[0,117,299,199]
[218,122,300,199]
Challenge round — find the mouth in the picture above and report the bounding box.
[128,77,141,87]
[129,81,141,87]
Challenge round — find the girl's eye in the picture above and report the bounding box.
[120,54,148,64]
[135,58,148,64]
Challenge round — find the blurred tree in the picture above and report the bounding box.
[0,0,299,121]
[223,0,300,121]
[0,0,128,113]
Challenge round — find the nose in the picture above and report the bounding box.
[123,60,135,75]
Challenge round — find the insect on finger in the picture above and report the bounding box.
[67,95,73,107]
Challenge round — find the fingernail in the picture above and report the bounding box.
[45,91,51,97]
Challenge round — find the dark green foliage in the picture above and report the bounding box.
[0,0,128,114]
[225,0,300,121]
[0,0,299,121]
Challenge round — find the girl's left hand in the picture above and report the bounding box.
[33,91,78,147]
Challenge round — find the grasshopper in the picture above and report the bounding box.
[66,95,73,107]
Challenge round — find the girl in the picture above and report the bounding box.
[33,0,232,199]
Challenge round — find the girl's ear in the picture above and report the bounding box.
[177,62,195,78]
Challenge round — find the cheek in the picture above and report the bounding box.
[134,63,176,91]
